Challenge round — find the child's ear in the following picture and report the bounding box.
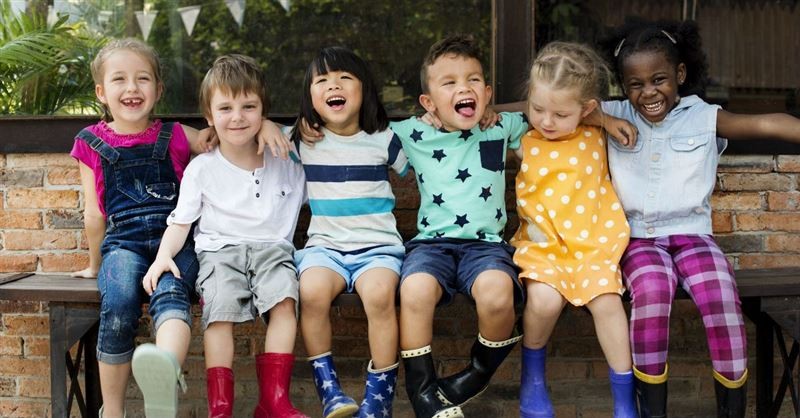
[156,82,164,101]
[485,84,493,104]
[581,99,599,118]
[419,94,437,113]
[677,62,687,85]
[95,84,107,104]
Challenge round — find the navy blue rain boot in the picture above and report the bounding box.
[309,352,359,418]
[519,346,554,418]
[610,368,639,418]
[357,360,399,418]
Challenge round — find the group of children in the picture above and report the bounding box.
[72,16,800,418]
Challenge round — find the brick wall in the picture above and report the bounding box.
[1,152,799,417]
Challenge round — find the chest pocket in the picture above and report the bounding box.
[479,139,505,172]
[113,159,175,203]
[669,133,712,167]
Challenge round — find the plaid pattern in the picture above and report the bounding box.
[621,234,747,381]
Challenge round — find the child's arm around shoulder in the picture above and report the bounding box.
[717,109,800,143]
[72,162,105,278]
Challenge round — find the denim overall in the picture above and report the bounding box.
[77,123,199,365]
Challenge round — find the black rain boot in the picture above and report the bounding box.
[714,370,747,418]
[400,346,464,418]
[634,366,668,418]
[437,331,522,406]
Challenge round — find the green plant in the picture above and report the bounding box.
[0,0,107,115]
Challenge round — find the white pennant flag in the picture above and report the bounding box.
[177,5,201,36]
[225,0,245,27]
[97,10,112,27]
[135,10,158,40]
[278,0,291,11]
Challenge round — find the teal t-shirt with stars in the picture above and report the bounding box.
[390,112,528,242]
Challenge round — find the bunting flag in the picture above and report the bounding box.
[278,0,291,11]
[97,10,112,27]
[46,5,56,26]
[135,9,158,40]
[225,0,245,27]
[177,5,201,36]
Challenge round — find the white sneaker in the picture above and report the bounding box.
[131,343,186,418]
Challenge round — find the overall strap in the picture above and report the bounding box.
[76,128,119,163]
[152,122,175,160]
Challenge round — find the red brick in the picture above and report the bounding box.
[712,211,733,233]
[717,155,774,173]
[0,377,16,397]
[0,169,44,188]
[45,209,83,229]
[3,230,77,250]
[0,336,23,356]
[0,300,43,314]
[6,153,74,168]
[765,234,800,252]
[738,254,800,269]
[0,254,38,272]
[0,399,48,417]
[767,191,800,211]
[777,155,800,172]
[0,356,50,376]
[38,252,89,273]
[17,377,48,398]
[6,189,79,209]
[710,192,763,211]
[46,166,80,186]
[717,173,794,192]
[2,315,49,336]
[22,337,49,357]
[735,212,800,232]
[0,210,43,230]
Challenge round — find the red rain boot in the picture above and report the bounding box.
[207,367,234,418]
[253,352,309,418]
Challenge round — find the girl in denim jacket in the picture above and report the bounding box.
[601,18,800,418]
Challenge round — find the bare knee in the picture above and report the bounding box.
[473,273,515,316]
[400,275,439,313]
[360,282,396,317]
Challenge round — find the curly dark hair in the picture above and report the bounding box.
[600,17,709,98]
[420,34,483,94]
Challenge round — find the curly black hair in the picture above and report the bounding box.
[600,17,709,98]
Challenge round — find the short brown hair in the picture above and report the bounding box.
[420,34,483,94]
[199,54,270,119]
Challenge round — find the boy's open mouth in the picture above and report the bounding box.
[326,96,346,110]
[454,99,476,117]
[121,98,143,107]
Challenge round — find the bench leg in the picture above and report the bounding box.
[50,304,69,418]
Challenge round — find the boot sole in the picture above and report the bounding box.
[432,406,464,418]
[324,404,359,418]
[132,344,180,418]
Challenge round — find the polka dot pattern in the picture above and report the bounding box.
[511,127,630,306]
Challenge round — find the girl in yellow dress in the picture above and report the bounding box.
[512,42,636,418]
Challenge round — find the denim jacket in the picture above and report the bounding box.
[602,95,727,238]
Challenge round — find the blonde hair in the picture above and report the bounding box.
[199,54,270,119]
[90,38,162,121]
[528,42,610,105]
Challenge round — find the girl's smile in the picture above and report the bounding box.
[95,49,162,134]
[311,70,363,136]
[621,51,686,124]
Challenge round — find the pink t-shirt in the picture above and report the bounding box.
[70,120,191,217]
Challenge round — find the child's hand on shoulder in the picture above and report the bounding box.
[257,119,292,159]
[298,118,324,147]
[417,108,502,131]
[71,266,98,279]
[142,256,180,295]
[604,116,638,148]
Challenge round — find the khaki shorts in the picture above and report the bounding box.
[196,242,298,329]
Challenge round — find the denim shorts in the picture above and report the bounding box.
[96,214,198,364]
[401,238,523,305]
[294,245,404,293]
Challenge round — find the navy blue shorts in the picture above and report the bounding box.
[401,238,523,306]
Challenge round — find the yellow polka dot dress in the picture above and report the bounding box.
[511,126,629,306]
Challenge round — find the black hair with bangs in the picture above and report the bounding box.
[291,46,388,143]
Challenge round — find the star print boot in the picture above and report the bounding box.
[309,352,359,418]
[437,331,522,406]
[357,360,399,418]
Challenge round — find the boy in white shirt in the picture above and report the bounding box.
[143,54,307,418]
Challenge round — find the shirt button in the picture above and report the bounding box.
[688,139,695,145]
[255,180,260,184]
[281,191,286,196]
[647,227,655,234]
[256,193,260,198]
[651,153,660,162]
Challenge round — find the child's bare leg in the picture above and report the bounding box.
[299,268,346,356]
[471,270,516,340]
[204,322,234,368]
[355,267,400,368]
[399,273,442,349]
[586,293,632,372]
[99,362,130,417]
[523,281,567,348]
[155,318,191,364]
[265,298,298,353]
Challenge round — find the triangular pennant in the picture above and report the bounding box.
[177,5,201,36]
[97,10,112,27]
[46,5,56,26]
[10,0,26,17]
[278,0,291,11]
[225,0,245,27]
[135,10,158,40]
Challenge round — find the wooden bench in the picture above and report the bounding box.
[1,269,800,418]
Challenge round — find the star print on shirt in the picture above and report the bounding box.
[479,186,492,201]
[476,231,486,240]
[418,172,424,183]
[495,120,504,129]
[432,194,445,206]
[495,208,503,220]
[421,216,430,227]
[454,214,469,228]
[410,129,424,142]
[455,168,471,182]
[434,232,445,238]
[459,130,472,141]
[432,149,446,162]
